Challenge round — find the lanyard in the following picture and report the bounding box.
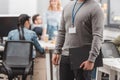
[72,0,85,26]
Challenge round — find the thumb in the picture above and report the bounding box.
[80,62,85,68]
[55,55,60,65]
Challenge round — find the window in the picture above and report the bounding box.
[110,0,120,25]
[101,0,108,26]
[101,0,120,28]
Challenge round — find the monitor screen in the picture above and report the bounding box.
[0,16,18,37]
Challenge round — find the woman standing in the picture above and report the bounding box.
[44,0,62,40]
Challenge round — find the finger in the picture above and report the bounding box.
[89,66,93,70]
[83,65,87,70]
[80,62,84,68]
[55,56,60,65]
[83,62,87,70]
[52,56,57,65]
[52,58,55,64]
[53,57,59,65]
[84,65,92,70]
[55,58,58,65]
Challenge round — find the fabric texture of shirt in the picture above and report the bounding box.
[7,28,44,54]
[54,0,104,62]
[45,11,62,27]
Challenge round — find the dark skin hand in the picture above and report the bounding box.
[80,60,94,70]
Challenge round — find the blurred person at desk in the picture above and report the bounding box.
[44,0,62,40]
[32,14,46,40]
[7,14,45,57]
[112,35,120,54]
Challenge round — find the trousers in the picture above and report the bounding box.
[60,55,92,80]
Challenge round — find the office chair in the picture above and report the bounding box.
[101,41,120,58]
[0,40,34,80]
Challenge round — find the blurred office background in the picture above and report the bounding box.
[0,0,69,16]
[1,0,120,80]
[1,0,120,39]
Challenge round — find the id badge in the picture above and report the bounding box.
[69,27,76,34]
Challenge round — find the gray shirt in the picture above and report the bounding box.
[54,0,104,62]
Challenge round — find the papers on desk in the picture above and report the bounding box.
[39,41,55,49]
[103,58,120,71]
[103,58,120,65]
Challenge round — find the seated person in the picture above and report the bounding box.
[112,35,120,53]
[32,14,46,40]
[7,14,45,57]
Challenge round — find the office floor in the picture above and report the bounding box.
[0,57,46,80]
[33,57,46,80]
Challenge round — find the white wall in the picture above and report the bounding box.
[61,0,70,8]
[37,0,70,16]
[9,0,37,16]
[0,0,70,15]
[0,0,9,14]
[37,0,49,16]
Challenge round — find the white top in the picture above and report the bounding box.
[44,10,62,27]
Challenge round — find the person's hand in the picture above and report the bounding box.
[41,35,45,41]
[45,46,49,53]
[80,60,94,70]
[52,54,60,65]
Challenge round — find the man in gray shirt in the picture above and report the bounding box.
[52,0,104,80]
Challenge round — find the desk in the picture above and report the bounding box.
[39,41,55,80]
[39,40,55,49]
[96,58,120,80]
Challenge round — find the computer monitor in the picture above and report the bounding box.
[0,15,18,37]
[0,15,18,44]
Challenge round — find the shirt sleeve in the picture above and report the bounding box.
[7,31,13,40]
[88,5,104,62]
[54,9,66,54]
[32,32,44,54]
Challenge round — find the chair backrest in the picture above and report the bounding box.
[3,40,33,68]
[101,41,120,58]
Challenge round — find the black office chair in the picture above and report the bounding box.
[101,41,120,58]
[0,40,34,80]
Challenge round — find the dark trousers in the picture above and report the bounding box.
[60,55,92,80]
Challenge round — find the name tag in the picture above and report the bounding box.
[69,27,76,34]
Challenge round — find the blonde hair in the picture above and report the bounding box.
[48,0,62,11]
